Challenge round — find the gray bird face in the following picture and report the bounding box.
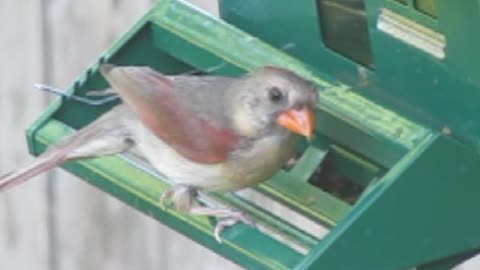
[228,67,317,139]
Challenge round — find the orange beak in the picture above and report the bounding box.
[276,106,314,140]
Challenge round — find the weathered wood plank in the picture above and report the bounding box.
[0,1,49,269]
[46,0,169,269]
[46,0,239,269]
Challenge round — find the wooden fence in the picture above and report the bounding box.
[0,1,239,269]
[0,0,478,269]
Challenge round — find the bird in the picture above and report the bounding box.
[0,64,317,242]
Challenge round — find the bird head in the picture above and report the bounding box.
[227,67,317,140]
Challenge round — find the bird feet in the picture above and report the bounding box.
[189,205,256,243]
[159,185,196,212]
[159,185,256,243]
[213,210,256,243]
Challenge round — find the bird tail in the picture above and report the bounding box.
[0,105,133,193]
[0,146,69,191]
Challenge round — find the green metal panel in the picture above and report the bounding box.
[32,120,303,270]
[297,133,480,270]
[219,0,480,153]
[417,250,480,270]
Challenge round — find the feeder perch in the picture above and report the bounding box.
[26,0,480,269]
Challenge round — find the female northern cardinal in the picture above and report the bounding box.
[0,64,317,242]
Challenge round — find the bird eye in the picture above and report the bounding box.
[268,87,283,103]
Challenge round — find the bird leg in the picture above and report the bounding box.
[159,185,256,243]
[159,185,196,211]
[189,206,256,243]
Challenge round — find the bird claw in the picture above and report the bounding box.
[214,210,256,243]
[159,185,196,211]
[159,187,257,243]
[159,188,175,210]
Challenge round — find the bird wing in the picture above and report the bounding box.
[100,65,240,164]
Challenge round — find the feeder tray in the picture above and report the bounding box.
[26,0,480,269]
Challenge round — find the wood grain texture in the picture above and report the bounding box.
[46,0,237,269]
[0,1,49,269]
[0,0,237,269]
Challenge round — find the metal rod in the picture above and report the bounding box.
[34,84,120,106]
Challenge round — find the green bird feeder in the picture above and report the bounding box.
[25,0,480,269]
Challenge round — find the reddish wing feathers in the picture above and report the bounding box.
[142,85,240,163]
[101,65,240,164]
